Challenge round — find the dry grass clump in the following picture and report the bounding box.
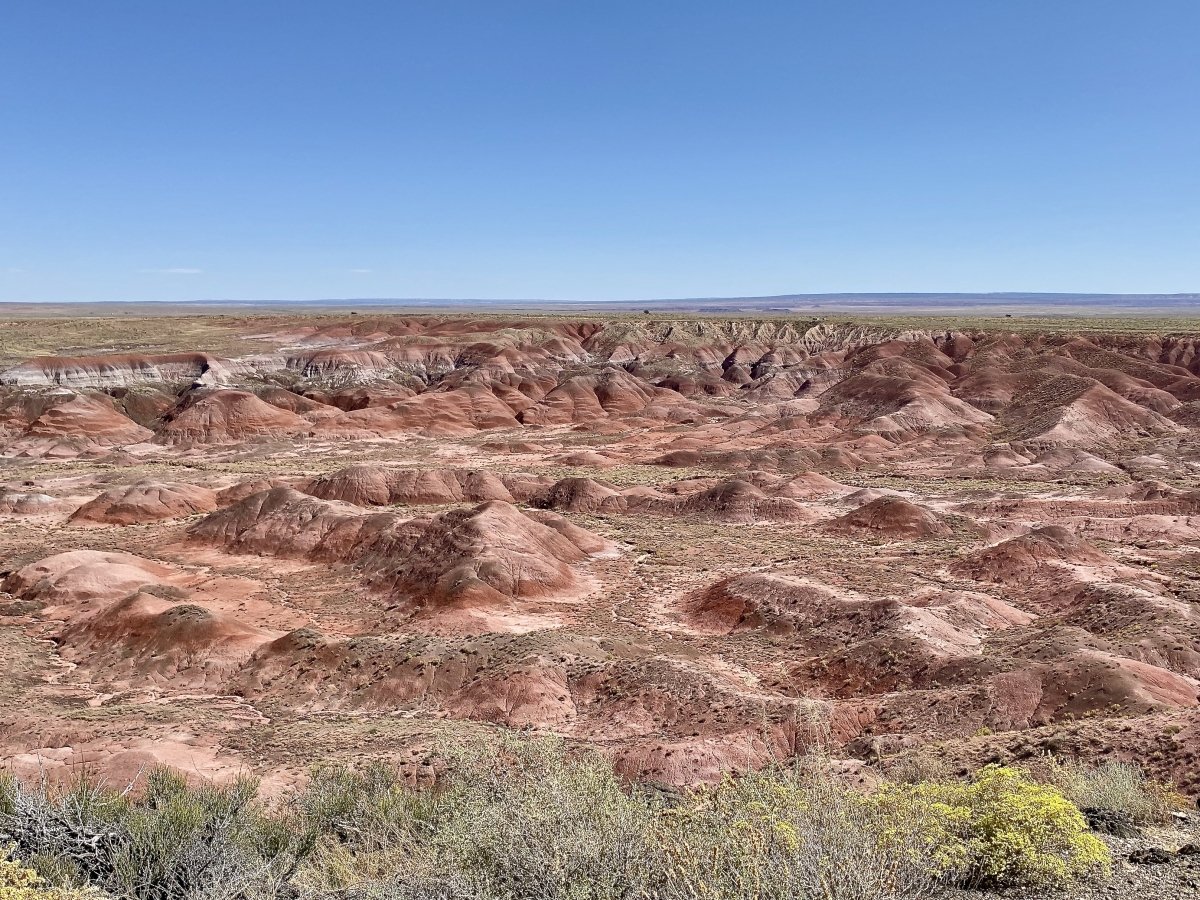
[290,761,435,889]
[0,742,1130,900]
[656,762,942,900]
[296,737,656,900]
[879,753,954,786]
[1045,759,1176,825]
[430,738,656,900]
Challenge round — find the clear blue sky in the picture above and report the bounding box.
[2,1,1198,302]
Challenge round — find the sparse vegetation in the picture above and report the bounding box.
[1046,758,1177,826]
[0,741,1126,900]
[654,762,942,899]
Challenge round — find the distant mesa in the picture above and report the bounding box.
[2,319,1200,464]
[0,352,222,388]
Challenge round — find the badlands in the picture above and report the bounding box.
[1,311,1199,796]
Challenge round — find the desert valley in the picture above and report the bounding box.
[0,310,1197,807]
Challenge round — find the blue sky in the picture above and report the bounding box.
[2,1,1198,302]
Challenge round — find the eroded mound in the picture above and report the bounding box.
[529,477,628,514]
[685,573,861,635]
[56,593,274,686]
[159,390,307,444]
[187,487,392,560]
[951,526,1111,584]
[670,479,817,523]
[826,496,953,539]
[1,392,152,457]
[189,488,611,626]
[368,500,604,612]
[305,465,515,506]
[70,480,219,525]
[3,550,175,612]
[0,491,58,514]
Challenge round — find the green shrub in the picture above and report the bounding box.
[874,765,1110,889]
[294,761,439,891]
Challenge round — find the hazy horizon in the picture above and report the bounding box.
[4,291,1200,317]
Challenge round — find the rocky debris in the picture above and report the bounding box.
[1083,807,1141,838]
[1129,847,1176,865]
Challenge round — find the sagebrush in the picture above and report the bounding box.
[0,740,1125,900]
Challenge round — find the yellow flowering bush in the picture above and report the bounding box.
[0,847,57,900]
[873,765,1111,889]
